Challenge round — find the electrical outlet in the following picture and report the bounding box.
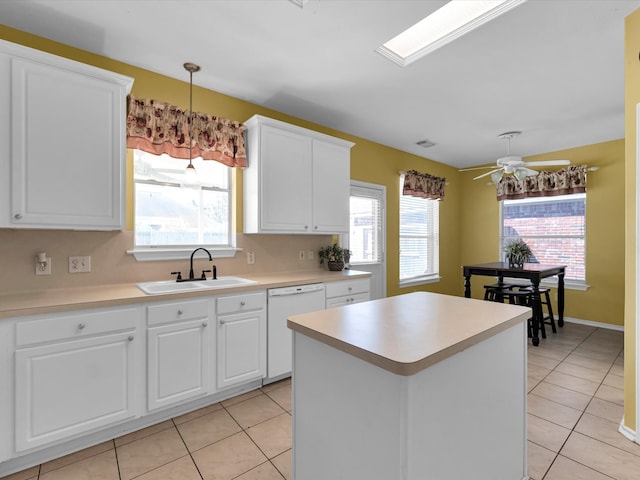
[69,256,91,273]
[35,257,51,275]
[307,250,314,260]
[247,251,255,264]
[299,250,305,261]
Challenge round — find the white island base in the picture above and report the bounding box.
[289,292,529,480]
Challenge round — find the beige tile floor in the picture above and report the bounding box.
[1,323,634,480]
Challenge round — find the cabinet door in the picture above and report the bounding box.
[15,331,137,451]
[259,125,313,232]
[10,57,128,229]
[147,319,210,412]
[312,139,350,233]
[217,309,266,389]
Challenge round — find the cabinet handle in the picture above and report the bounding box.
[128,335,134,341]
[78,323,86,329]
[240,301,246,307]
[177,309,184,315]
[14,213,22,220]
[202,322,208,327]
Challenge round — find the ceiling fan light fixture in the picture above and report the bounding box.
[376,0,527,67]
[491,170,504,184]
[182,62,201,188]
[514,168,528,181]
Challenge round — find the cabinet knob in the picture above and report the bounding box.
[304,225,309,229]
[177,309,184,315]
[348,287,352,291]
[128,335,134,341]
[219,319,226,325]
[14,213,22,220]
[240,301,246,306]
[314,226,318,230]
[202,322,208,328]
[78,323,86,329]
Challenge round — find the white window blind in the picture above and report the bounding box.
[399,176,440,284]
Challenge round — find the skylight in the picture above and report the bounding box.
[377,0,527,67]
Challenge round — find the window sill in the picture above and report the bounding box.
[127,247,242,262]
[398,275,441,288]
[503,276,589,291]
[541,278,590,291]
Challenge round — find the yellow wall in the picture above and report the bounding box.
[623,8,640,434]
[0,25,461,300]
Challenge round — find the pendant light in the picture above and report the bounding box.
[183,62,200,185]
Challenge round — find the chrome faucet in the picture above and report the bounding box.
[171,247,215,282]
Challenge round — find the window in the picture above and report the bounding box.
[133,150,231,250]
[500,193,586,282]
[349,189,383,264]
[399,179,440,285]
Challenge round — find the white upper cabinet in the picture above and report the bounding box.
[0,40,133,230]
[243,115,354,234]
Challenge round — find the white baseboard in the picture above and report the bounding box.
[619,417,638,443]
[562,316,624,332]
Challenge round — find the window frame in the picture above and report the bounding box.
[128,150,239,261]
[398,177,440,287]
[498,193,589,291]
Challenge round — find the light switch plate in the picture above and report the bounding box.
[69,256,91,273]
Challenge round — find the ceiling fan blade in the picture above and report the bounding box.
[473,168,503,180]
[458,165,497,172]
[524,160,571,167]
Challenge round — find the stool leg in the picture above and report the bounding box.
[544,291,557,334]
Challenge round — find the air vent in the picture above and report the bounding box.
[416,139,435,148]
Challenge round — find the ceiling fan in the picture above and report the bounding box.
[460,131,571,183]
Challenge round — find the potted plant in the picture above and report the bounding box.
[319,243,352,271]
[504,239,532,268]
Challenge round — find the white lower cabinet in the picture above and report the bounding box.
[216,291,266,389]
[14,307,140,452]
[325,278,371,308]
[146,299,211,412]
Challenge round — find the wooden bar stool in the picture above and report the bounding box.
[519,286,557,334]
[484,286,545,340]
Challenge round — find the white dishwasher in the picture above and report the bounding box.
[266,283,326,384]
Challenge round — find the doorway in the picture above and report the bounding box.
[343,181,386,300]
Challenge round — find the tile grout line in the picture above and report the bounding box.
[170,418,205,480]
[539,328,624,479]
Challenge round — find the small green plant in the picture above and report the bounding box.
[318,244,352,270]
[504,239,532,268]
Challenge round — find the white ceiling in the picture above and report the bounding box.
[0,0,638,169]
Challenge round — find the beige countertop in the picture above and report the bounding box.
[288,291,530,376]
[0,269,370,319]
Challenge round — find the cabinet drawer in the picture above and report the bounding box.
[16,307,138,347]
[147,299,209,326]
[217,291,266,315]
[325,278,370,299]
[326,292,370,309]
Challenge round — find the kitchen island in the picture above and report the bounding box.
[287,292,531,480]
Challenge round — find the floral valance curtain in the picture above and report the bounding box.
[496,165,587,201]
[402,170,446,200]
[126,95,247,168]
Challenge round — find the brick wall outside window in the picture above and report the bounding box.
[502,194,586,281]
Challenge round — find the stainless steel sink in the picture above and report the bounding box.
[137,276,258,295]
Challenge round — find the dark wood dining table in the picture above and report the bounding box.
[462,262,566,346]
